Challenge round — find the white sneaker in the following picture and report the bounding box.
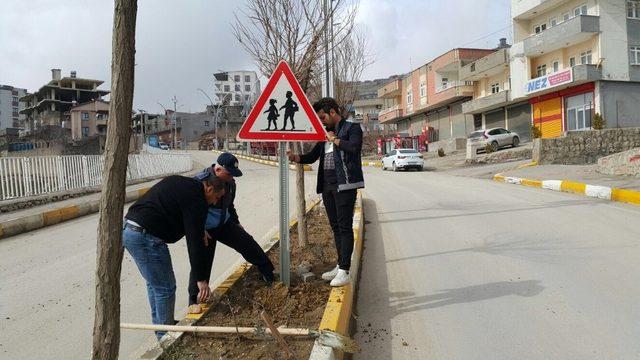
[330,269,350,287]
[321,265,339,281]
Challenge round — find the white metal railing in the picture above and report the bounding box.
[0,153,192,201]
[379,104,401,117]
[436,81,474,93]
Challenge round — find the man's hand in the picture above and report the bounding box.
[197,280,211,303]
[203,231,212,247]
[326,131,339,146]
[285,149,299,163]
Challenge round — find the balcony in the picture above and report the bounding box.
[435,81,474,94]
[377,79,402,98]
[460,48,509,81]
[462,90,511,114]
[378,105,404,123]
[524,65,601,96]
[513,0,566,20]
[523,15,599,57]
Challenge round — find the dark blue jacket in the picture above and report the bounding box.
[193,165,239,229]
[299,118,365,193]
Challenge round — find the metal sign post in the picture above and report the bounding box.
[278,142,291,287]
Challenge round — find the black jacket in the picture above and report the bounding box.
[125,175,210,280]
[299,118,365,193]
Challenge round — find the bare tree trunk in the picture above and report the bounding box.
[92,0,137,359]
[294,142,308,247]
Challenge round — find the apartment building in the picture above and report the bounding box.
[70,100,109,140]
[213,70,261,106]
[378,48,495,150]
[461,40,534,141]
[20,69,110,133]
[0,85,28,130]
[509,0,640,138]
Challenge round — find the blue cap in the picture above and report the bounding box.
[216,152,242,177]
[193,167,213,181]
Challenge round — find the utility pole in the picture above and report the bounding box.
[322,0,335,98]
[171,95,178,149]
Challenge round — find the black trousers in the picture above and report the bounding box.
[322,188,357,271]
[188,222,274,305]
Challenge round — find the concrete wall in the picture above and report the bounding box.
[598,0,630,81]
[532,127,640,164]
[597,147,640,177]
[598,81,640,128]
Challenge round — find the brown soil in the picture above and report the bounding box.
[161,204,337,360]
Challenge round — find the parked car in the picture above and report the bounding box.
[381,148,424,171]
[158,142,169,150]
[468,128,520,153]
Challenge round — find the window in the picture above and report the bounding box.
[419,82,426,97]
[570,57,576,67]
[82,112,89,121]
[224,85,230,92]
[574,4,587,16]
[566,92,593,131]
[491,83,500,94]
[244,94,250,101]
[629,1,640,18]
[562,12,570,21]
[631,46,640,65]
[549,17,557,27]
[82,127,89,137]
[244,84,251,92]
[244,75,251,82]
[235,94,241,101]
[441,77,448,87]
[470,63,476,72]
[536,64,547,77]
[12,96,18,102]
[204,121,210,126]
[235,84,241,92]
[580,50,592,65]
[407,90,413,105]
[12,110,19,117]
[534,23,547,34]
[234,75,240,82]
[553,61,559,73]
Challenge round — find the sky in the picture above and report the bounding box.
[0,0,511,114]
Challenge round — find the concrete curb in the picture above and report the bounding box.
[309,190,364,360]
[493,173,640,206]
[213,149,313,171]
[137,196,323,359]
[361,161,382,168]
[0,187,151,240]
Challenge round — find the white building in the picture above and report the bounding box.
[509,0,640,138]
[0,85,28,130]
[213,70,261,106]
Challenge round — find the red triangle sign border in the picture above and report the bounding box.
[237,61,326,142]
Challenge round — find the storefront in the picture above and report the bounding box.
[526,69,595,139]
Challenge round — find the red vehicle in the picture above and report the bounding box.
[250,142,277,156]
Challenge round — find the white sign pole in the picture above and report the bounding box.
[278,141,291,287]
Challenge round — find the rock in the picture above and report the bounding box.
[295,261,312,276]
[301,272,315,283]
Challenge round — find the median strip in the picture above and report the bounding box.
[213,149,313,171]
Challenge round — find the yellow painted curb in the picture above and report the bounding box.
[493,174,506,182]
[560,181,587,195]
[42,205,79,225]
[516,161,538,169]
[138,188,149,197]
[361,161,382,168]
[318,191,364,337]
[521,179,542,188]
[611,188,640,206]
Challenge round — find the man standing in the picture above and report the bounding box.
[287,97,364,287]
[188,152,276,307]
[123,173,226,340]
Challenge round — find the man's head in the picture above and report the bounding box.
[201,173,226,205]
[213,152,242,181]
[313,97,342,128]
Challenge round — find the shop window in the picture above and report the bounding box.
[565,92,593,131]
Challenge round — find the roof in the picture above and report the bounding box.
[70,99,110,111]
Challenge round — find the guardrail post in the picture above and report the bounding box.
[81,155,90,187]
[22,157,32,196]
[56,156,65,191]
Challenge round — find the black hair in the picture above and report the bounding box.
[313,97,340,114]
[203,173,226,192]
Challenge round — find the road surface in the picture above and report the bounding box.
[0,151,317,359]
[355,166,640,360]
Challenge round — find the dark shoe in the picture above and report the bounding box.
[262,272,275,285]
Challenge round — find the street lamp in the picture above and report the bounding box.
[197,88,218,150]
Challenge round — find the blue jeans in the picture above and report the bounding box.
[122,227,176,340]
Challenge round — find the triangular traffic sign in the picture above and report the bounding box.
[237,61,326,142]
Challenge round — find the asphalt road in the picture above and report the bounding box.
[355,166,640,360]
[0,151,317,359]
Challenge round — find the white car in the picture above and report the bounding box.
[381,148,424,171]
[158,142,169,150]
[468,128,520,153]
